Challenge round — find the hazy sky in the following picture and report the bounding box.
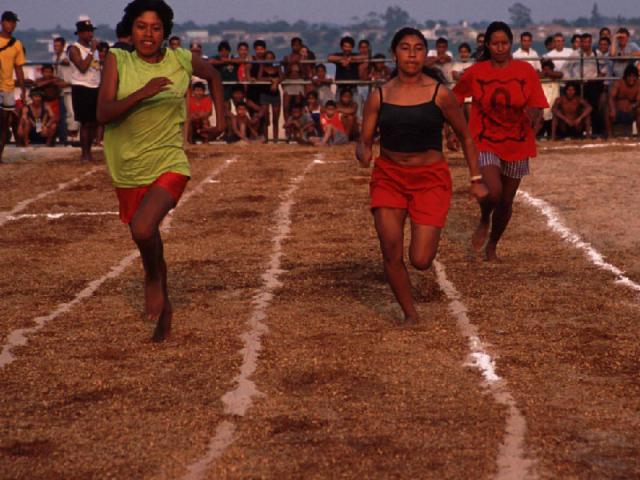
[13,0,638,29]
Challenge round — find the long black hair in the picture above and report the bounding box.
[390,27,445,83]
[120,0,174,39]
[481,21,514,61]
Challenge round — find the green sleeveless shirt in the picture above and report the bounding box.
[104,48,193,188]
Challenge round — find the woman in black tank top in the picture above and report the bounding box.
[356,27,487,325]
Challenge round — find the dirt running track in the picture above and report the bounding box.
[0,143,639,479]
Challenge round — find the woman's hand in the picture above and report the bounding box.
[356,142,372,168]
[470,181,489,200]
[139,77,173,100]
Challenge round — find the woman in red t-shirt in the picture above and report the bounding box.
[453,22,548,261]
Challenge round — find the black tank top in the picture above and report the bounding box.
[378,83,445,153]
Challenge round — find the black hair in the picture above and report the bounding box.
[265,50,276,58]
[623,64,639,79]
[541,59,555,70]
[358,39,370,47]
[340,36,355,47]
[168,35,180,42]
[97,41,110,51]
[581,33,592,40]
[339,89,352,97]
[544,36,554,47]
[599,27,611,36]
[116,21,128,38]
[481,21,513,61]
[520,31,532,40]
[476,33,485,40]
[565,81,580,92]
[599,36,611,45]
[231,85,245,94]
[192,81,206,90]
[253,39,266,49]
[315,63,326,71]
[325,100,337,108]
[571,34,581,43]
[436,37,448,46]
[237,41,249,49]
[553,32,564,39]
[218,41,231,52]
[121,0,174,39]
[306,90,318,99]
[458,42,471,52]
[373,53,386,59]
[291,37,302,45]
[41,64,54,71]
[53,37,66,45]
[235,101,247,109]
[30,88,43,97]
[390,27,445,83]
[617,27,630,36]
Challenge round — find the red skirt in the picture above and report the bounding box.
[370,156,452,228]
[115,172,189,224]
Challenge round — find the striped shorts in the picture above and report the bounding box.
[478,151,530,179]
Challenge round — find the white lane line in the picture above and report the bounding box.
[182,154,324,480]
[0,167,101,228]
[539,142,639,151]
[518,191,640,293]
[0,158,237,369]
[5,211,119,221]
[434,260,537,480]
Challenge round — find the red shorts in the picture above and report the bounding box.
[370,156,452,227]
[115,172,189,225]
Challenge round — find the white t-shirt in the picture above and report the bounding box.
[52,52,73,93]
[428,49,454,58]
[69,42,101,88]
[545,48,574,74]
[566,50,601,80]
[513,48,540,69]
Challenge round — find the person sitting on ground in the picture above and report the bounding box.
[188,81,213,142]
[304,90,322,136]
[284,103,315,144]
[227,85,264,132]
[552,82,592,140]
[312,63,334,107]
[315,100,348,146]
[337,88,359,140]
[607,64,640,137]
[369,53,391,86]
[228,101,259,143]
[35,64,65,125]
[17,89,57,146]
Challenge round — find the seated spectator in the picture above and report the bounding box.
[607,65,640,137]
[312,64,334,107]
[304,90,322,136]
[284,103,315,144]
[228,102,259,143]
[282,61,305,120]
[168,36,181,50]
[513,32,540,70]
[537,60,561,138]
[369,54,391,86]
[336,88,358,140]
[427,37,453,82]
[552,82,592,140]
[257,51,282,143]
[451,43,473,81]
[35,64,65,125]
[18,89,57,146]
[315,100,348,146]
[188,82,213,143]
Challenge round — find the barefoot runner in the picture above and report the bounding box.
[453,21,548,261]
[357,27,488,325]
[97,0,225,341]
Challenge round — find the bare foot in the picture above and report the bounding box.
[145,275,165,322]
[400,314,419,326]
[152,300,172,342]
[472,221,490,251]
[485,242,500,262]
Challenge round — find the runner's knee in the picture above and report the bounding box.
[130,220,155,244]
[409,251,436,271]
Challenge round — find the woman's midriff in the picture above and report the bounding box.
[380,147,445,167]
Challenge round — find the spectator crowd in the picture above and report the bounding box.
[1,8,639,163]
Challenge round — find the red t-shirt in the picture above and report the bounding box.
[188,95,213,115]
[453,60,548,161]
[320,112,346,134]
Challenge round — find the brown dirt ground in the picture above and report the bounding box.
[1,142,639,479]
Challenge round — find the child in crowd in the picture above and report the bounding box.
[188,82,213,143]
[337,88,359,140]
[282,61,305,120]
[305,90,323,136]
[257,50,283,143]
[315,100,348,146]
[284,103,315,144]
[299,45,316,95]
[369,54,391,86]
[312,64,334,107]
[229,102,259,143]
[228,86,264,135]
[18,89,57,146]
[536,60,561,138]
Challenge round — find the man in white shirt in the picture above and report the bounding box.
[52,37,78,143]
[545,33,574,76]
[426,37,453,83]
[513,32,540,70]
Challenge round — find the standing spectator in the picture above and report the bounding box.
[168,36,181,49]
[607,65,640,137]
[369,53,391,86]
[545,33,573,75]
[356,39,372,115]
[282,61,304,120]
[52,37,77,143]
[68,19,101,162]
[257,50,282,143]
[599,27,611,40]
[328,36,365,96]
[282,37,303,74]
[513,32,540,70]
[452,43,474,81]
[112,21,134,52]
[471,33,485,60]
[596,36,613,76]
[312,63,334,107]
[187,81,213,143]
[17,89,57,146]
[571,34,582,51]
[236,41,250,85]
[247,39,268,135]
[611,28,640,79]
[552,82,592,140]
[300,45,316,95]
[0,11,26,163]
[210,41,239,103]
[537,60,561,138]
[427,37,453,82]
[543,35,554,53]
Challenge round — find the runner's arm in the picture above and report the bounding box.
[356,88,380,167]
[192,53,227,137]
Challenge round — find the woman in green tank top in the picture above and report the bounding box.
[97,0,225,342]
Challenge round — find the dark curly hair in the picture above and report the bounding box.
[120,0,174,39]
